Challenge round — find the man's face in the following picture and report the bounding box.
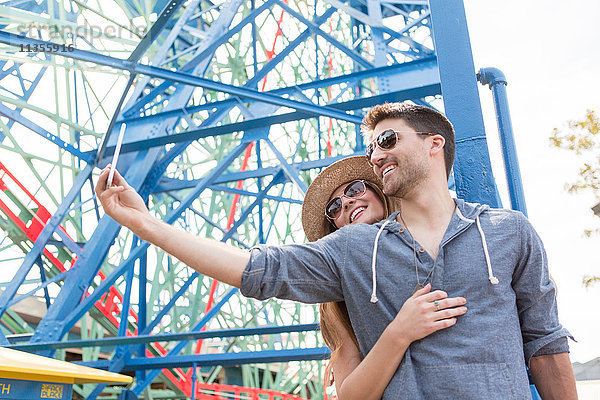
[328,182,385,229]
[368,118,430,197]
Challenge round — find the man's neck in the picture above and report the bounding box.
[397,182,455,230]
[395,180,455,260]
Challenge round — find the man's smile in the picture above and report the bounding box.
[383,165,396,176]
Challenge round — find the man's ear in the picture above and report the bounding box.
[430,135,445,156]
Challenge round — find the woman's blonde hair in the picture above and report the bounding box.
[320,302,360,385]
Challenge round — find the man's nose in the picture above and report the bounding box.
[370,145,387,169]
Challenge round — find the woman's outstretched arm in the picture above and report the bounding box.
[332,285,467,400]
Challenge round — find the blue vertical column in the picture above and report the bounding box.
[478,67,528,215]
[428,0,500,207]
[137,244,148,383]
[429,3,539,399]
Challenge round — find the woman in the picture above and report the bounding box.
[301,156,467,400]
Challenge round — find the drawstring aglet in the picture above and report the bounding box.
[489,276,499,284]
[370,294,378,303]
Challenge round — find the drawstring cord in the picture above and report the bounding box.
[476,216,499,284]
[455,207,499,285]
[370,205,498,305]
[371,219,392,303]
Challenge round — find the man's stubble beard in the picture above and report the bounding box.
[382,155,430,198]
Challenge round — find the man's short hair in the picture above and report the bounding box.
[362,102,455,179]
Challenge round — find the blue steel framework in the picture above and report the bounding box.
[0,0,532,398]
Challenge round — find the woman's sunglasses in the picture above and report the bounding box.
[365,129,435,165]
[325,180,368,220]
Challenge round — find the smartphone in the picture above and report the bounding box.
[106,123,126,188]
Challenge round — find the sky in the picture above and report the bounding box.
[463,0,600,364]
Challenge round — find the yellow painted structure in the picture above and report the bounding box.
[0,347,132,385]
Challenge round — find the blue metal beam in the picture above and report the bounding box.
[127,0,187,62]
[36,256,51,309]
[30,149,165,350]
[0,31,363,125]
[0,163,94,320]
[7,324,320,351]
[166,0,276,79]
[131,287,239,394]
[379,21,433,55]
[0,102,93,163]
[207,185,303,204]
[7,270,69,308]
[136,240,147,385]
[126,171,288,394]
[220,170,287,242]
[155,153,363,192]
[429,0,500,206]
[135,13,420,188]
[96,0,186,161]
[384,10,430,45]
[165,193,250,248]
[119,56,438,128]
[265,139,308,193]
[52,227,82,256]
[78,347,331,370]
[100,82,440,156]
[0,64,47,142]
[42,142,249,348]
[274,0,374,69]
[122,0,273,118]
[0,329,8,346]
[334,1,430,55]
[0,63,17,80]
[478,67,527,215]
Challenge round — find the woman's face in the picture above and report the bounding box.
[328,182,386,229]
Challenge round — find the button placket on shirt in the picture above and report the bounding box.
[389,221,445,290]
[394,230,435,289]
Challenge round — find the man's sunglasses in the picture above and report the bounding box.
[365,129,435,165]
[325,180,368,220]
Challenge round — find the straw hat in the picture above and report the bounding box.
[301,156,397,242]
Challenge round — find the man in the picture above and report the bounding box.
[96,103,576,399]
[360,103,576,399]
